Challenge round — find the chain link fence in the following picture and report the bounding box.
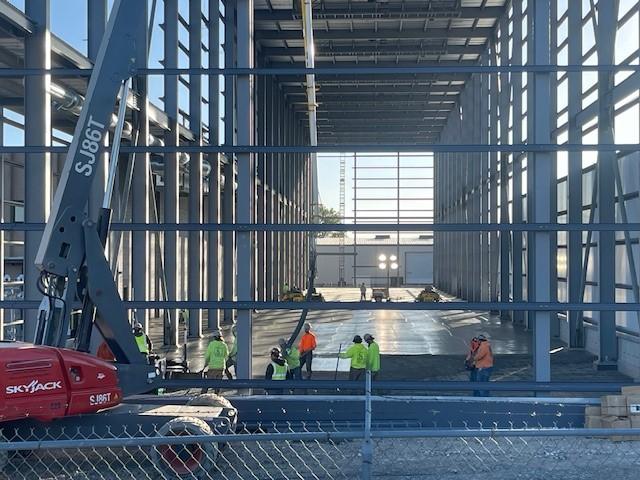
[2,421,640,480]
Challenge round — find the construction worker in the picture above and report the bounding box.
[133,322,152,355]
[224,325,237,380]
[465,336,481,382]
[364,333,380,380]
[340,335,368,381]
[282,282,290,295]
[202,330,228,394]
[265,347,288,395]
[298,322,317,379]
[360,283,367,301]
[472,333,494,397]
[279,337,302,380]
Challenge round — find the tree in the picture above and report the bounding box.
[316,205,344,238]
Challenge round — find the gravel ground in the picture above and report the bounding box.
[3,435,640,480]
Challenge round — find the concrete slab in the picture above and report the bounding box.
[149,287,630,383]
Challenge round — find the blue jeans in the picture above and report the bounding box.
[469,368,478,382]
[290,366,302,380]
[473,367,493,397]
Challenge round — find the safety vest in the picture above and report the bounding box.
[271,361,288,380]
[343,344,368,369]
[135,333,149,354]
[367,342,380,372]
[206,340,228,369]
[283,347,300,369]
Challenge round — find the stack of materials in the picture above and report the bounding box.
[584,386,640,441]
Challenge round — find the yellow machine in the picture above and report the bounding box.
[416,286,440,302]
[282,290,305,302]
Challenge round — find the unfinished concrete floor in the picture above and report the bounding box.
[153,287,630,384]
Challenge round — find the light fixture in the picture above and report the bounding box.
[378,262,387,270]
[391,262,399,270]
[378,254,387,262]
[390,255,397,262]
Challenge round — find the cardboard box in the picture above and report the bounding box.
[621,386,640,397]
[602,416,628,428]
[602,395,626,407]
[585,415,602,429]
[585,406,601,416]
[626,396,640,415]
[604,405,628,417]
[601,416,640,441]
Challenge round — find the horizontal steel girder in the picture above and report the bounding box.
[256,27,494,41]
[262,45,486,57]
[254,6,505,21]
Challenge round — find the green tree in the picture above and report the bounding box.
[317,205,344,238]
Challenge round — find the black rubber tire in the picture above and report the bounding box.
[152,417,217,479]
[187,393,234,410]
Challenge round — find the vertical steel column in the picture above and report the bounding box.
[132,2,150,330]
[489,39,500,306]
[353,153,357,285]
[480,54,490,301]
[472,73,482,301]
[236,0,254,379]
[223,0,236,322]
[499,14,511,321]
[530,0,552,381]
[549,0,560,339]
[188,0,203,337]
[272,83,281,297]
[207,0,222,330]
[567,2,584,348]
[596,0,620,369]
[526,5,535,332]
[163,0,179,345]
[567,0,584,348]
[24,0,51,341]
[87,0,107,222]
[256,71,266,301]
[512,0,524,324]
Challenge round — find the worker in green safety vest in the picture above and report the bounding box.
[265,347,288,395]
[202,330,229,394]
[278,337,301,380]
[364,333,381,380]
[340,335,368,381]
[133,322,152,356]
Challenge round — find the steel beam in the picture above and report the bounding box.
[567,0,584,348]
[23,0,51,341]
[188,0,203,338]
[530,0,553,382]
[499,14,511,321]
[223,1,236,324]
[511,0,524,325]
[256,27,494,41]
[132,3,150,331]
[236,0,254,379]
[596,0,620,369]
[87,0,107,223]
[255,6,505,21]
[263,45,487,57]
[207,0,221,331]
[163,0,179,345]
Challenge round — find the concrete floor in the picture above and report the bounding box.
[152,287,630,383]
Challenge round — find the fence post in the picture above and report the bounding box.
[360,369,373,479]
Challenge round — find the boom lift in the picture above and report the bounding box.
[1,0,235,475]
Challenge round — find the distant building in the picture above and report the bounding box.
[315,234,433,287]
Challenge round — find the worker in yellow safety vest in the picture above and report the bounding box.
[265,347,288,395]
[202,330,229,393]
[133,322,152,356]
[364,333,380,380]
[340,335,368,381]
